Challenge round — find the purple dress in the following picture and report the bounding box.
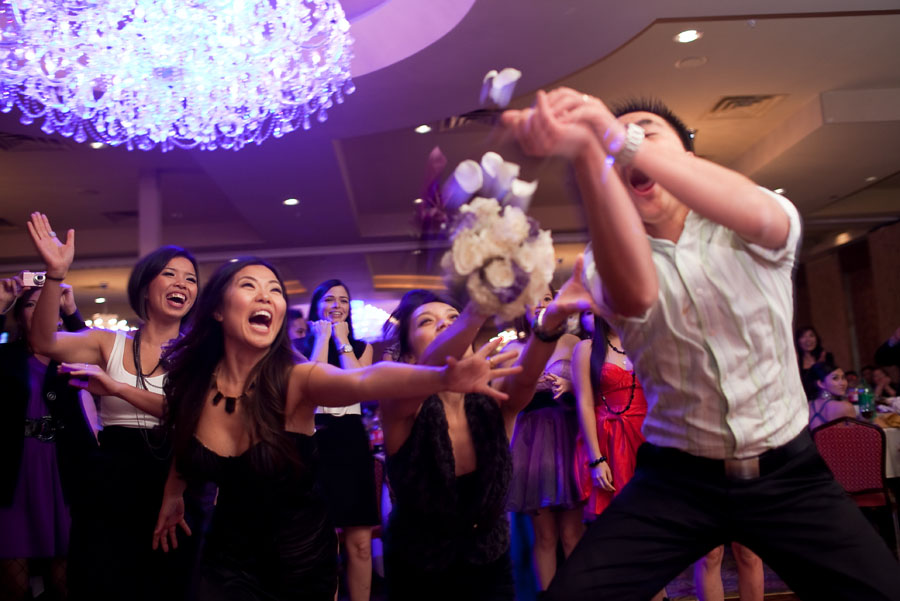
[0,356,71,558]
[506,359,580,513]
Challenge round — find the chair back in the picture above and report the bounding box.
[812,417,886,496]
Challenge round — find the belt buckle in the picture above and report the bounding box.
[724,457,760,480]
[24,417,58,443]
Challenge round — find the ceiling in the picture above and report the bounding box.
[1,0,899,323]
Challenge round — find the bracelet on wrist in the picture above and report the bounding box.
[45,274,65,282]
[532,308,567,343]
[587,456,607,468]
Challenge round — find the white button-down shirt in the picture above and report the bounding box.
[584,189,807,459]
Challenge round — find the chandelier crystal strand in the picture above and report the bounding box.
[0,0,354,151]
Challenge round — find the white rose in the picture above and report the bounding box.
[495,206,529,246]
[467,273,501,314]
[466,196,502,222]
[451,231,484,276]
[483,258,515,289]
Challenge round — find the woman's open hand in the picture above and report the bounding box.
[59,363,122,397]
[152,494,192,553]
[27,212,74,279]
[442,338,522,401]
[543,254,600,329]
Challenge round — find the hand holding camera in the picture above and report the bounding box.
[0,273,26,315]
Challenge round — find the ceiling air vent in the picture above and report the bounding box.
[704,94,787,119]
[436,108,501,133]
[101,210,139,224]
[0,131,70,152]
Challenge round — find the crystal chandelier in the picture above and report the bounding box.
[0,0,354,151]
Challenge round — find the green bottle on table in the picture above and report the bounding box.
[858,381,876,421]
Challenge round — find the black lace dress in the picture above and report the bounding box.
[179,432,337,601]
[385,393,514,601]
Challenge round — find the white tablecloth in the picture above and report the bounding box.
[885,428,900,479]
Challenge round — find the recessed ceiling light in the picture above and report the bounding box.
[864,176,878,183]
[773,188,785,194]
[229,258,239,263]
[89,142,105,149]
[674,29,703,44]
[94,297,106,304]
[414,124,432,134]
[283,198,299,206]
[413,198,424,204]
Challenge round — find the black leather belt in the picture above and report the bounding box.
[23,416,61,442]
[641,429,813,481]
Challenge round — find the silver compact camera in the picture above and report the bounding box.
[23,271,47,287]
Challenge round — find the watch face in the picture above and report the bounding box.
[340,344,353,353]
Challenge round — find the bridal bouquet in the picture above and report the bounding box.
[441,152,554,320]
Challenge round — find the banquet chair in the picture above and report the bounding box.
[812,417,900,558]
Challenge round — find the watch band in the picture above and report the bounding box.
[613,123,645,168]
[532,308,567,343]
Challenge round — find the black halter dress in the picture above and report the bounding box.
[179,432,337,601]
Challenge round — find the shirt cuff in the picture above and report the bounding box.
[740,187,802,266]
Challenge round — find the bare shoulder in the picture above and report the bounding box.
[573,338,592,360]
[558,333,581,352]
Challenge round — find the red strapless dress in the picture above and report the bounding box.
[574,363,648,517]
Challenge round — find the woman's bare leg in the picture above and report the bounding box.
[344,526,373,601]
[531,509,560,590]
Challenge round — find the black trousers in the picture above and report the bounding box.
[545,429,900,601]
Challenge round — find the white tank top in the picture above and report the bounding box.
[318,403,361,417]
[99,331,164,428]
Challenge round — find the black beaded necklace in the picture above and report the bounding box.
[600,338,636,416]
[210,374,252,414]
[606,339,626,355]
[132,328,162,391]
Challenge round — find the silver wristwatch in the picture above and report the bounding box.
[339,343,354,354]
[614,123,645,168]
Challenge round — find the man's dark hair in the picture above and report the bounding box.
[611,98,694,152]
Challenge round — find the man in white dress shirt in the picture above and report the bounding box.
[503,89,900,600]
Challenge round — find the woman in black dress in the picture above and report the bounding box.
[378,257,595,601]
[153,257,516,601]
[301,279,378,601]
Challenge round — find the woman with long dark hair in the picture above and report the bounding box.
[795,327,834,400]
[27,212,207,600]
[152,257,515,601]
[377,258,594,601]
[572,315,666,601]
[300,279,378,601]
[807,361,856,430]
[0,279,89,601]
